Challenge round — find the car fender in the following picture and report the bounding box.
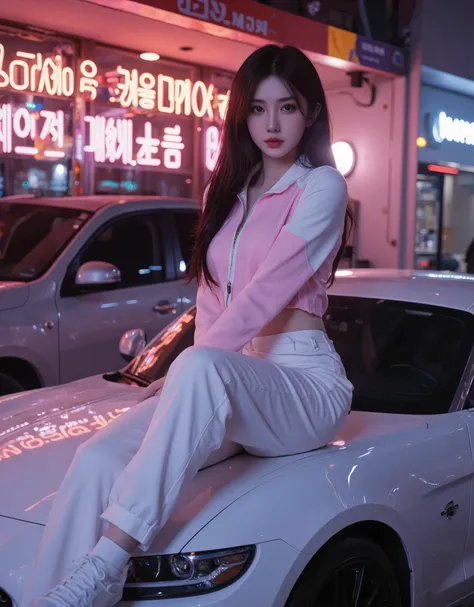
[183,460,418,562]
[183,421,447,602]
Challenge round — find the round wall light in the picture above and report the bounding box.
[140,52,160,61]
[332,141,356,177]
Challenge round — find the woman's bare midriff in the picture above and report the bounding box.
[257,308,326,337]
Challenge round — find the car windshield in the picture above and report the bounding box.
[0,202,91,281]
[326,296,473,414]
[126,309,197,384]
[125,297,474,415]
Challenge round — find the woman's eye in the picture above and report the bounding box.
[251,105,264,114]
[282,103,297,113]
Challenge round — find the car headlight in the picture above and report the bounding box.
[0,587,13,607]
[122,545,255,600]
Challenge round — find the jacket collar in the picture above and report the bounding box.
[238,158,312,207]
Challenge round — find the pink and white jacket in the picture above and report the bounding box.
[195,161,348,352]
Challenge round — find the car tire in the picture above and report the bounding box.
[0,371,25,396]
[287,536,403,607]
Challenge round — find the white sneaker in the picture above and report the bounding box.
[31,554,127,607]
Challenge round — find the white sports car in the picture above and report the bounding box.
[1,269,474,607]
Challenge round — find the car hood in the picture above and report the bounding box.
[0,379,428,554]
[0,281,29,311]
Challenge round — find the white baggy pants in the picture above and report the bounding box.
[22,330,353,605]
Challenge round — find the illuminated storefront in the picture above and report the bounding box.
[0,30,75,196]
[0,24,231,197]
[415,84,474,272]
[79,44,230,197]
[0,23,360,200]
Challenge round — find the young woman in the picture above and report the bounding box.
[25,44,354,607]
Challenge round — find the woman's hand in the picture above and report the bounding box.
[134,376,166,404]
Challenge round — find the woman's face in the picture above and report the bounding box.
[247,76,310,163]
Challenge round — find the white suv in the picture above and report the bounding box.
[0,195,199,395]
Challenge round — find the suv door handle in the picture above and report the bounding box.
[153,300,177,314]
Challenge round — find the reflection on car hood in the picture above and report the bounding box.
[0,281,28,311]
[0,375,137,520]
[0,376,318,553]
[0,377,429,555]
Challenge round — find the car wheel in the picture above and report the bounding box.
[287,536,403,607]
[0,371,25,396]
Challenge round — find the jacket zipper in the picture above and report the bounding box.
[224,166,302,305]
[225,194,263,306]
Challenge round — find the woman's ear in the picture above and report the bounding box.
[307,103,322,127]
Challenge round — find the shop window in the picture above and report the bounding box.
[93,167,192,198]
[417,167,474,273]
[0,91,73,197]
[0,24,74,196]
[7,159,70,197]
[85,44,197,197]
[442,172,474,274]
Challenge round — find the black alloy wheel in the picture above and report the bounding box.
[287,536,403,607]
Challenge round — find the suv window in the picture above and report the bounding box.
[325,297,474,415]
[65,214,163,292]
[172,210,198,274]
[0,202,91,281]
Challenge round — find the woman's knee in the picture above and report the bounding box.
[168,345,225,378]
[72,433,124,478]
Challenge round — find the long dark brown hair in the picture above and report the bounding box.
[188,44,353,289]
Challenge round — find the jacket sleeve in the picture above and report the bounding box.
[199,167,348,352]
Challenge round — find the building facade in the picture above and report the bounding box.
[402,0,474,271]
[0,23,231,200]
[1,0,411,268]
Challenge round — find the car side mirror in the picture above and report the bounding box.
[75,261,121,289]
[119,329,147,362]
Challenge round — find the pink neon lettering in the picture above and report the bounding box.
[136,121,160,166]
[14,146,37,155]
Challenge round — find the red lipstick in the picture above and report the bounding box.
[265,138,284,148]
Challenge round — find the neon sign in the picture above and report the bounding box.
[0,43,74,97]
[432,111,474,146]
[84,115,186,169]
[177,0,269,37]
[205,125,221,171]
[79,59,99,101]
[0,43,229,121]
[0,103,66,158]
[106,67,229,119]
